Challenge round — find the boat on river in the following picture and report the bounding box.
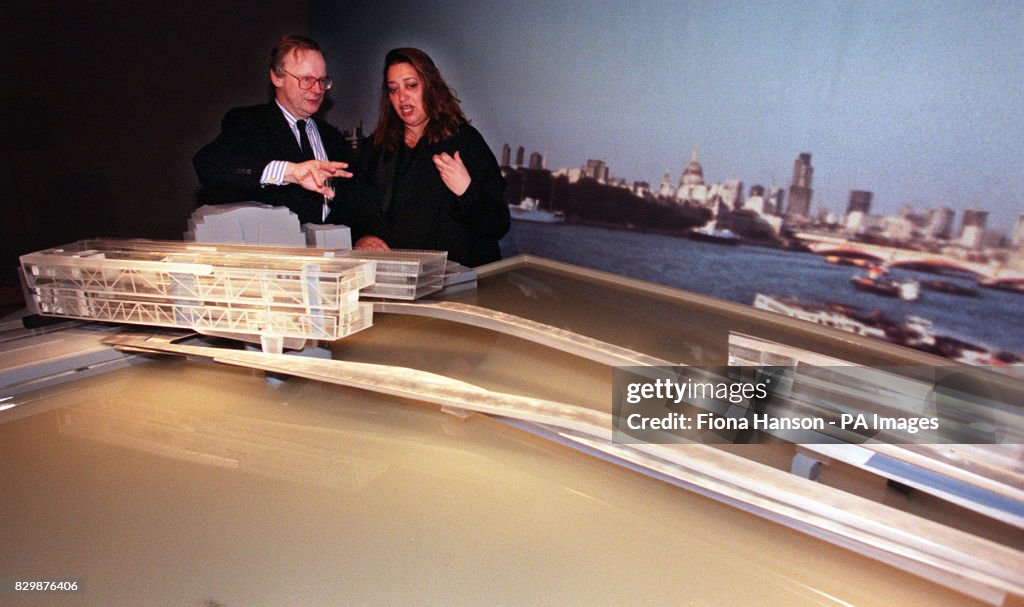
[754,292,1021,365]
[508,197,565,223]
[687,221,740,245]
[752,293,887,339]
[850,275,920,300]
[850,265,920,301]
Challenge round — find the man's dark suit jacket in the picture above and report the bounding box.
[193,103,358,226]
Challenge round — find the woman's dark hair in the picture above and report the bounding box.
[373,47,467,151]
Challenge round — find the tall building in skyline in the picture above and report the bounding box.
[925,206,955,239]
[515,146,525,167]
[658,171,674,197]
[745,186,768,214]
[768,187,785,216]
[846,190,873,216]
[960,208,988,249]
[528,151,545,170]
[719,179,744,212]
[843,190,872,232]
[583,159,608,183]
[785,153,814,222]
[501,143,511,168]
[745,184,773,214]
[1013,213,1024,247]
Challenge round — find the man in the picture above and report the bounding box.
[193,35,353,226]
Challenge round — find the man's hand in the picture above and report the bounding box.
[284,160,352,197]
[432,151,471,197]
[354,235,391,251]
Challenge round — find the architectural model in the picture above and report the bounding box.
[185,203,354,249]
[344,250,448,300]
[20,239,376,353]
[186,203,307,246]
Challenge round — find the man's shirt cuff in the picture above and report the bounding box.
[260,161,287,186]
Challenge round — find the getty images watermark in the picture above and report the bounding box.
[612,365,1023,445]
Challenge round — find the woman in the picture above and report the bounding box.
[353,48,510,267]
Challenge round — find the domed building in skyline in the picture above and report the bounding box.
[677,150,710,205]
[679,150,705,188]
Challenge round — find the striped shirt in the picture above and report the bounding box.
[260,101,332,221]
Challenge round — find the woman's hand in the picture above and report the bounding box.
[432,151,471,196]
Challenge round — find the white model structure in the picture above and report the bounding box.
[182,203,444,299]
[185,203,307,246]
[20,239,376,353]
[344,250,448,300]
[184,202,354,249]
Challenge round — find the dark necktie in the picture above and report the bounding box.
[295,120,314,160]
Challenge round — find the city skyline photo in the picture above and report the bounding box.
[318,0,1022,231]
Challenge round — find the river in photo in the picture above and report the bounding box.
[505,221,1024,355]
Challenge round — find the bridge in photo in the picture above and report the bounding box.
[794,233,1024,284]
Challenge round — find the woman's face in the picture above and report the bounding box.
[386,62,428,130]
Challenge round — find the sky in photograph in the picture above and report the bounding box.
[317,0,1023,230]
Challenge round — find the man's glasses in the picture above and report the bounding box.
[280,70,333,91]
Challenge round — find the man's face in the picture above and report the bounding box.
[270,49,328,119]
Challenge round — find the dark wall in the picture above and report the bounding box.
[1,2,310,285]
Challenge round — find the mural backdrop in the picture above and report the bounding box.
[314,1,1024,359]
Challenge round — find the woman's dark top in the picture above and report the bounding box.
[353,123,510,267]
